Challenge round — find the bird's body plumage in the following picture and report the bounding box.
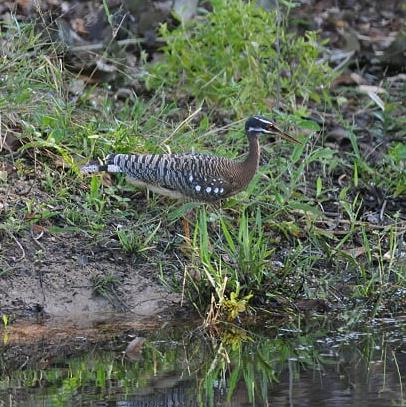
[80,116,299,202]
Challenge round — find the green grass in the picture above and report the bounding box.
[147,0,333,116]
[0,1,405,327]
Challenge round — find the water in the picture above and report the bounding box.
[0,315,404,406]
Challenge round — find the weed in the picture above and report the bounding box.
[92,273,119,297]
[188,207,276,321]
[1,315,8,328]
[117,222,160,255]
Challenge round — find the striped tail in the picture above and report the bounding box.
[80,154,123,174]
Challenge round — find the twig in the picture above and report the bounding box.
[70,37,146,52]
[31,230,45,250]
[312,218,406,232]
[379,200,387,223]
[162,106,203,145]
[181,265,187,307]
[0,114,4,152]
[8,232,26,262]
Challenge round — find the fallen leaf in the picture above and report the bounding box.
[32,224,47,235]
[358,85,386,94]
[71,18,88,35]
[0,131,22,152]
[366,91,385,111]
[125,337,146,361]
[0,170,7,183]
[333,72,367,87]
[358,85,386,111]
[342,246,366,259]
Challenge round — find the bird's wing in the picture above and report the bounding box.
[167,154,237,201]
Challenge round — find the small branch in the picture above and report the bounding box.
[8,232,26,262]
[70,37,146,52]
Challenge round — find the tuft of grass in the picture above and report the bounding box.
[117,222,161,255]
[92,273,119,297]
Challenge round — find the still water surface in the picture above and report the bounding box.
[0,315,404,406]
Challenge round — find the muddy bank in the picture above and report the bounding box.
[0,232,180,320]
[0,176,181,321]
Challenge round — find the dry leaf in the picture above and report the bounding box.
[71,18,88,35]
[343,246,366,259]
[358,85,386,111]
[0,132,22,152]
[101,173,113,187]
[0,170,8,183]
[32,224,47,235]
[358,85,386,94]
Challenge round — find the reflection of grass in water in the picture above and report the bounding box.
[0,320,403,406]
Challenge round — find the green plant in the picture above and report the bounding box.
[222,286,253,321]
[147,0,333,116]
[117,222,161,255]
[92,273,119,296]
[85,176,106,213]
[188,207,275,320]
[1,314,8,328]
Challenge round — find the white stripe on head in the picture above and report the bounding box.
[247,127,271,133]
[254,116,273,125]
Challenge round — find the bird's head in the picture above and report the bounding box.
[245,116,300,144]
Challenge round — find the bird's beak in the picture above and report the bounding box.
[268,122,302,144]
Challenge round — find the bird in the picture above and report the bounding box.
[80,116,300,203]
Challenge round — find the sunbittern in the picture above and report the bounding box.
[81,116,300,237]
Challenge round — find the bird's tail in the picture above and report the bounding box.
[80,154,123,174]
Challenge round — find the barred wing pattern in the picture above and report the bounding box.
[106,153,238,202]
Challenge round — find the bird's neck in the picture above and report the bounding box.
[237,135,260,187]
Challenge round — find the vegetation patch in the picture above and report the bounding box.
[148,0,333,115]
[0,1,405,328]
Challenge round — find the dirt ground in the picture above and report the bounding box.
[0,176,181,320]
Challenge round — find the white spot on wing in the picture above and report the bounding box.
[214,188,219,193]
[189,174,193,182]
[220,188,224,193]
[195,185,201,192]
[206,187,212,193]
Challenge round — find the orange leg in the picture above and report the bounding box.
[182,216,191,243]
